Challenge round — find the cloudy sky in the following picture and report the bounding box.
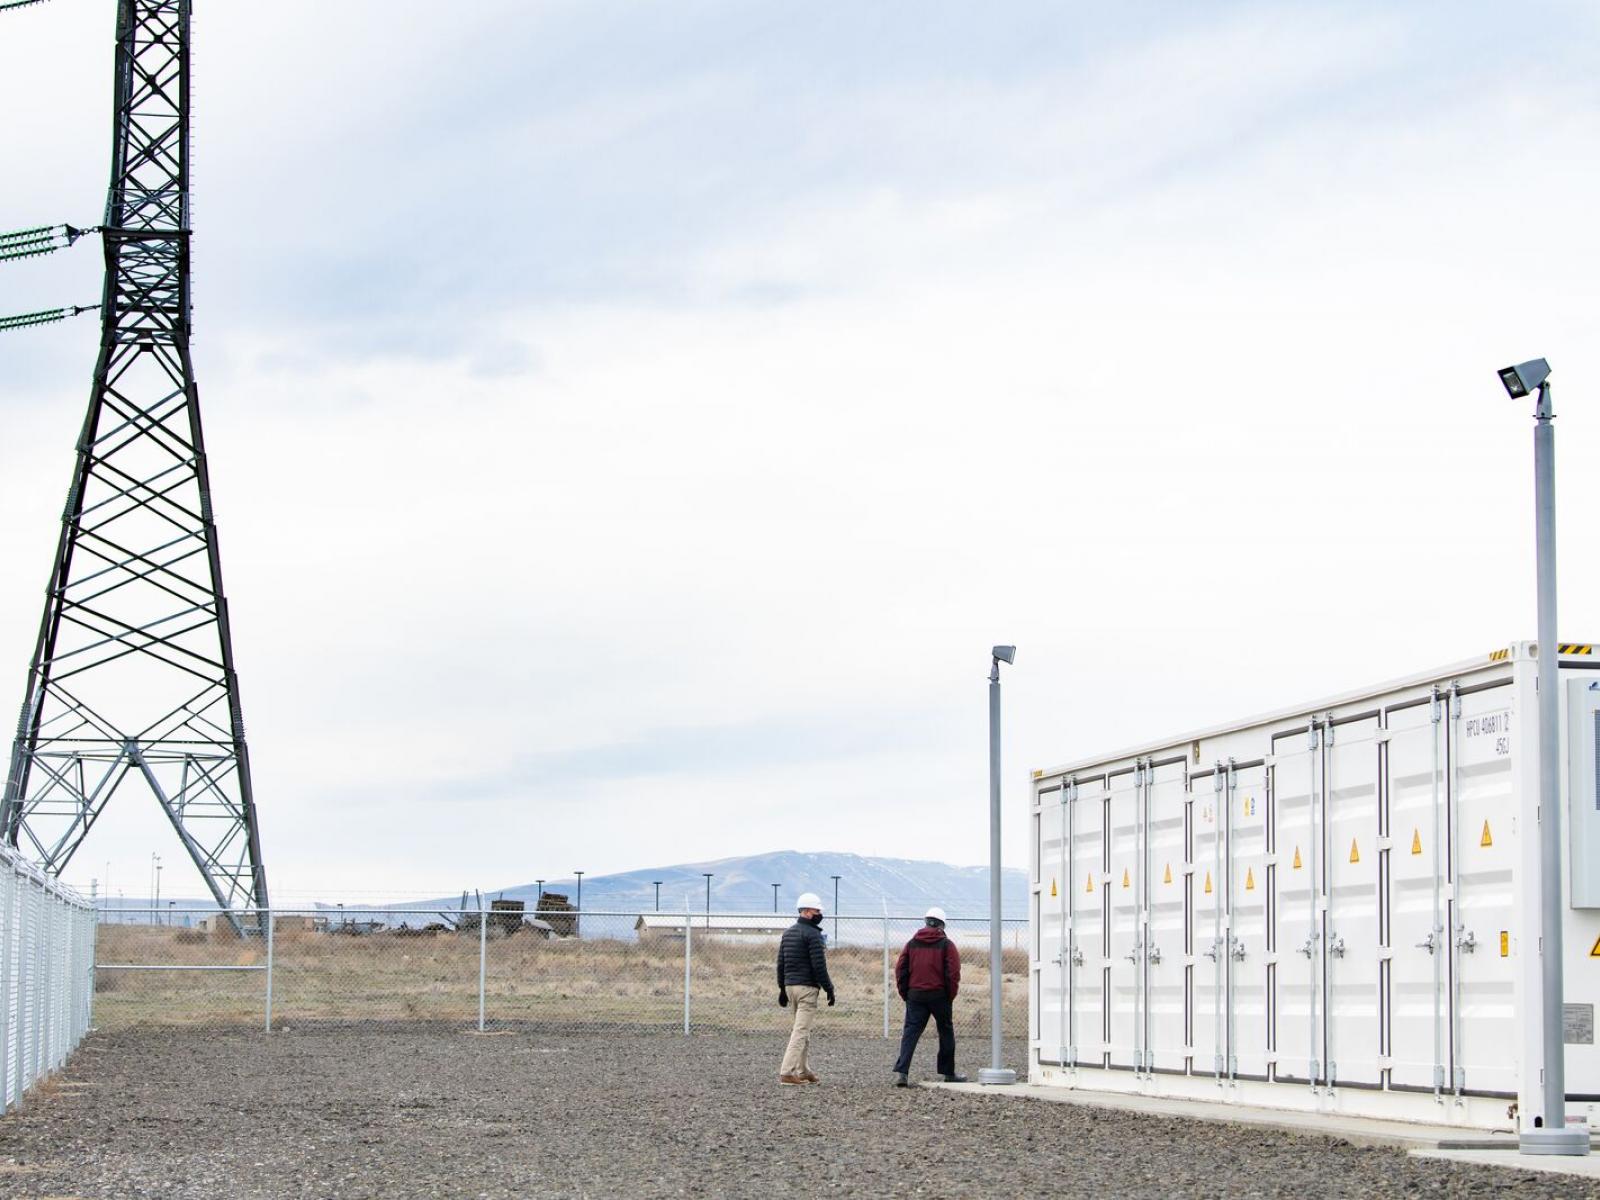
[1,1,1597,906]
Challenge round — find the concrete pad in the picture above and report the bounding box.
[1410,1149,1600,1179]
[923,1080,1570,1152]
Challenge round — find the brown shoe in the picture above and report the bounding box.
[800,1072,821,1084]
[778,1074,806,1086]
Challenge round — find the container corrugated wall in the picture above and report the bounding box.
[1029,644,1600,1132]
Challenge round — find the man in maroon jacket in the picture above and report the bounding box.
[892,907,966,1085]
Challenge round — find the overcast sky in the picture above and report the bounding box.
[2,1,1598,907]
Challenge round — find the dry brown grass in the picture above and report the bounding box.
[92,924,1028,1036]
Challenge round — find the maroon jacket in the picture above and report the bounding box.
[895,926,960,1001]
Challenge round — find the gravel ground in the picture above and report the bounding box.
[0,1025,1592,1199]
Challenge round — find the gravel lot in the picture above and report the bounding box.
[0,1026,1592,1199]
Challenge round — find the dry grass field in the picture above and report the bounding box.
[92,922,1028,1037]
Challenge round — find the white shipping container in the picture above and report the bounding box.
[1027,642,1600,1132]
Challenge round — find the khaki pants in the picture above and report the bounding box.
[780,985,821,1076]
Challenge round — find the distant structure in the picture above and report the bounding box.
[0,0,269,929]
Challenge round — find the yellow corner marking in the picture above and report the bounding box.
[1086,873,1094,894]
[1591,932,1600,958]
[1500,931,1510,958]
[1122,867,1131,889]
[1163,862,1172,885]
[1350,838,1360,864]
[1244,867,1255,891]
[1561,644,1594,656]
[1489,648,1510,663]
[1204,871,1213,895]
[1411,828,1423,855]
[1292,846,1302,870]
[1032,769,1044,779]
[1480,820,1493,848]
[1050,878,1057,898]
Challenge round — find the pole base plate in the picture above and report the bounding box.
[977,1068,1017,1086]
[1519,1127,1592,1156]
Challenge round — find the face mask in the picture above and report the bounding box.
[804,912,824,927]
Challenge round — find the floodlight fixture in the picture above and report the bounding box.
[1498,358,1551,400]
[992,645,1016,665]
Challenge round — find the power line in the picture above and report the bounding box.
[0,304,98,333]
[0,224,92,263]
[0,0,53,12]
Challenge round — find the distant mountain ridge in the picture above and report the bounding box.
[469,850,1028,919]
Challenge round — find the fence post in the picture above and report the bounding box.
[0,868,11,1114]
[477,897,488,1033]
[682,898,692,1036]
[264,908,274,1033]
[882,902,891,1039]
[86,903,96,1034]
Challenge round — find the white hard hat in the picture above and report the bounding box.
[796,892,823,911]
[925,906,947,924]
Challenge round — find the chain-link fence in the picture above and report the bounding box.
[0,844,95,1112]
[92,907,1026,1041]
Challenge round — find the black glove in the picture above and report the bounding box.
[826,988,836,1007]
[778,988,789,1008]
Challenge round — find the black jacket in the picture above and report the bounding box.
[776,918,833,992]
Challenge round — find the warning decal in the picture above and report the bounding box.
[1086,873,1094,894]
[1122,868,1130,889]
[1501,931,1509,957]
[1245,867,1255,891]
[1204,871,1213,895]
[1050,878,1058,898]
[1292,846,1302,870]
[1411,829,1423,855]
[1481,820,1493,848]
[1163,863,1172,884]
[1591,933,1600,958]
[1349,839,1360,864]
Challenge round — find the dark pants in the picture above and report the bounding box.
[893,993,955,1076]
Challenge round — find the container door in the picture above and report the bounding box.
[1229,764,1270,1079]
[1192,766,1226,1077]
[1274,725,1323,1084]
[1037,786,1070,1064]
[1071,779,1108,1066]
[1107,769,1142,1070]
[1449,684,1518,1095]
[1147,760,1188,1072]
[1325,716,1382,1087]
[1387,697,1447,1091]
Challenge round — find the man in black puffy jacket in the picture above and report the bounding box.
[775,891,834,1085]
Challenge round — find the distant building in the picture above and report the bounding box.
[635,914,790,944]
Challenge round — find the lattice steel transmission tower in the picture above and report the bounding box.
[1,0,269,923]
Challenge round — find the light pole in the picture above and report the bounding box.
[653,881,663,912]
[830,875,841,942]
[154,856,162,926]
[980,645,1017,1086]
[771,883,780,913]
[703,873,714,928]
[1499,359,1588,1156]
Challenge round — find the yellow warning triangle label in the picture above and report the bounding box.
[1245,867,1255,891]
[1163,863,1172,884]
[1122,868,1130,888]
[1292,846,1302,870]
[1480,820,1493,848]
[1050,878,1058,898]
[1086,873,1094,894]
[1591,933,1600,958]
[1204,871,1213,895]
[1349,839,1360,864]
[1411,828,1423,855]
